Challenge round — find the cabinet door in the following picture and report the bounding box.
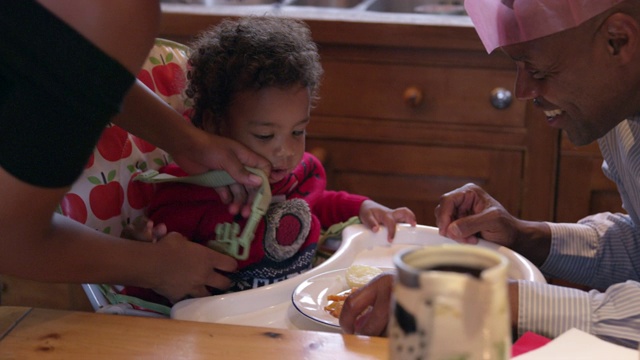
[555,135,623,223]
[307,139,523,226]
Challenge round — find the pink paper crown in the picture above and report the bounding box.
[465,0,626,53]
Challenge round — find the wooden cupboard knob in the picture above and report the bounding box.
[309,147,328,164]
[403,86,423,107]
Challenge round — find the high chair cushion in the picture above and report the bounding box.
[58,39,191,237]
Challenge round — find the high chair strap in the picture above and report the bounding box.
[100,285,171,316]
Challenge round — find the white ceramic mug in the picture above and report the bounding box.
[388,244,511,360]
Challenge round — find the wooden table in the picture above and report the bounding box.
[0,306,388,359]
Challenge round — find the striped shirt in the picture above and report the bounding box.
[518,116,640,348]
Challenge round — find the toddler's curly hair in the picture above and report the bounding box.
[186,16,323,130]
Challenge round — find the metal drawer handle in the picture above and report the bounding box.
[490,87,513,110]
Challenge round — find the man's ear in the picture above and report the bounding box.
[602,12,639,63]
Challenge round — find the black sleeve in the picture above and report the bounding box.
[0,0,135,188]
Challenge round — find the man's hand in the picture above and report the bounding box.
[434,183,552,266]
[339,273,394,336]
[434,183,520,247]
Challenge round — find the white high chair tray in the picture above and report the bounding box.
[171,224,546,332]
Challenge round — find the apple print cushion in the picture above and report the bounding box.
[58,38,191,237]
[137,38,193,117]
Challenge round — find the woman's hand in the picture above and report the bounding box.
[149,232,238,303]
[113,82,272,218]
[170,132,271,217]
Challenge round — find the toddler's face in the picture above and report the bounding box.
[219,85,311,183]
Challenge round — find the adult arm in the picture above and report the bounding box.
[0,169,235,303]
[517,279,640,349]
[543,215,640,289]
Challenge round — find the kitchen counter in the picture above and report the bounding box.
[161,2,473,27]
[0,306,388,359]
[159,3,489,53]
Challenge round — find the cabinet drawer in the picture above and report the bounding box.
[315,60,524,128]
[307,139,523,226]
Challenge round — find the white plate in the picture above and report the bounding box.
[291,267,395,329]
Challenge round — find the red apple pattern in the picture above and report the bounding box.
[97,124,132,162]
[137,68,156,92]
[126,163,155,210]
[89,170,125,221]
[84,152,94,169]
[131,135,157,153]
[150,53,186,97]
[57,193,88,224]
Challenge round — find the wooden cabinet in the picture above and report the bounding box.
[555,133,623,223]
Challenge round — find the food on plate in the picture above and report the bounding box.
[323,287,357,318]
[345,264,383,288]
[324,264,383,318]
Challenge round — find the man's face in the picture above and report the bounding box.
[502,20,628,146]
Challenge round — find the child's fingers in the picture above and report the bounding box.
[151,223,168,240]
[360,212,380,234]
[121,218,157,242]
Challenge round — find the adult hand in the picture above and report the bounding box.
[359,200,416,241]
[170,130,271,218]
[339,273,394,336]
[434,183,521,247]
[149,232,238,303]
[434,183,552,266]
[113,83,272,219]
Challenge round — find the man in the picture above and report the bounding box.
[339,0,640,348]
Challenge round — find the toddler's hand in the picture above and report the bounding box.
[121,216,167,243]
[359,200,416,242]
